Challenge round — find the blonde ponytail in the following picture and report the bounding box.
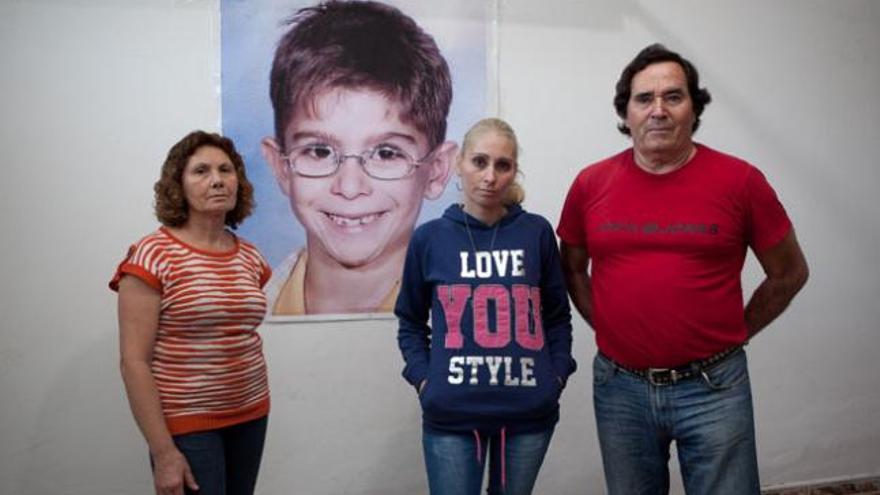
[504,179,525,206]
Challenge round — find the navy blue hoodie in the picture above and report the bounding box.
[396,204,576,434]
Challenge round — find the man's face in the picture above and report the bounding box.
[625,61,696,159]
[264,88,454,269]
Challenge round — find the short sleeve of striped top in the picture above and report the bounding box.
[109,228,271,293]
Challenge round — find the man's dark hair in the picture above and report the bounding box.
[613,43,712,135]
[269,0,452,149]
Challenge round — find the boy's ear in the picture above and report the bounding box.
[422,140,458,200]
[261,137,292,197]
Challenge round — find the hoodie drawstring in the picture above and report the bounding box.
[472,429,482,465]
[500,426,507,491]
[472,428,508,490]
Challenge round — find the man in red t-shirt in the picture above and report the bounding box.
[557,44,808,494]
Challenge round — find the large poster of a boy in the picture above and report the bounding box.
[222,0,490,319]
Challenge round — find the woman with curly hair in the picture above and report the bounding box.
[110,131,271,495]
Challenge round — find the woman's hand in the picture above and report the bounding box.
[151,447,198,495]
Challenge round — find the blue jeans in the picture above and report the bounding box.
[168,415,268,495]
[593,350,759,495]
[422,427,554,495]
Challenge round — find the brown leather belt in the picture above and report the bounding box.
[604,345,743,386]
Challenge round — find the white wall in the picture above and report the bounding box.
[1,1,878,494]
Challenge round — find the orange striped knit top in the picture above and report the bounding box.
[110,227,272,435]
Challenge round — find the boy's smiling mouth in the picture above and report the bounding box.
[324,211,386,228]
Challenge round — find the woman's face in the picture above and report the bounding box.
[181,145,239,220]
[457,130,517,215]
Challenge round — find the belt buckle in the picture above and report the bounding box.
[647,368,680,386]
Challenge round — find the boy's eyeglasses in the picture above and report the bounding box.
[283,144,432,180]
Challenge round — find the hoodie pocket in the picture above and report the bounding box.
[419,352,562,424]
[417,379,431,403]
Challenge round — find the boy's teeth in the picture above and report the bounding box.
[328,213,379,226]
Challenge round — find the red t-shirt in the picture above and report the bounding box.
[557,144,792,368]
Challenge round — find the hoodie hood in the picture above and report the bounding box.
[442,203,525,230]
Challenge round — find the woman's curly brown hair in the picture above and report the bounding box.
[154,131,255,229]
